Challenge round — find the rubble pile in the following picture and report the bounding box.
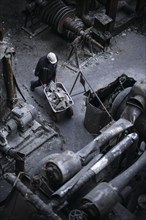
[46,81,72,112]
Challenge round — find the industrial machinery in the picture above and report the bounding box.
[23,0,146,48]
[1,72,146,220]
[22,0,146,69]
[0,30,64,219]
[1,19,146,220]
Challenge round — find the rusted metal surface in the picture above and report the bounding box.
[0,40,16,121]
[41,0,75,34]
[3,57,17,107]
[0,39,17,109]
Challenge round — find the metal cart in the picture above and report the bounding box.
[44,82,74,121]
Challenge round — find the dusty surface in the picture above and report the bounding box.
[0,1,146,153]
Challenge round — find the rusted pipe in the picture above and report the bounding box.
[4,173,62,220]
[3,57,17,108]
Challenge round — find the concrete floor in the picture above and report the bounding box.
[0,0,146,153]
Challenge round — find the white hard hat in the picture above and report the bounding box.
[47,52,57,64]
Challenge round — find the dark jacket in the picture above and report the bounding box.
[35,56,57,85]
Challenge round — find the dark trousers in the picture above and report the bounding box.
[31,80,42,89]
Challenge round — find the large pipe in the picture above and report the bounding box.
[4,173,62,220]
[110,152,146,192]
[81,150,146,219]
[53,133,138,201]
[77,118,133,160]
[45,118,132,188]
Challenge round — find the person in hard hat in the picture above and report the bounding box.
[30,52,58,91]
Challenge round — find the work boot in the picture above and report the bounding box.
[30,81,35,92]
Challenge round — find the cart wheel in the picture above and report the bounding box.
[51,112,60,122]
[66,107,73,117]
